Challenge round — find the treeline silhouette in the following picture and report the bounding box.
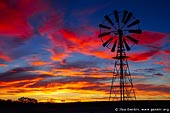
[0,97,37,104]
[0,99,170,113]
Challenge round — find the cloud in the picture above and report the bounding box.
[134,68,156,73]
[58,60,97,70]
[139,31,167,45]
[0,0,33,39]
[127,31,168,62]
[0,0,52,44]
[29,61,51,66]
[153,73,164,76]
[46,48,69,61]
[45,23,169,63]
[136,83,170,94]
[0,67,49,82]
[26,75,110,93]
[154,50,170,72]
[5,88,42,94]
[164,67,170,72]
[38,13,64,36]
[46,27,111,62]
[163,50,170,54]
[0,0,54,62]
[0,0,169,101]
[129,50,159,62]
[0,63,7,67]
[0,52,12,62]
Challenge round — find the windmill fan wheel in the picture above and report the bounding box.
[98,10,142,52]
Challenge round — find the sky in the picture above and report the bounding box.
[0,0,170,102]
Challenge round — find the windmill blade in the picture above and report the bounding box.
[114,10,119,23]
[123,39,131,51]
[127,19,140,28]
[104,15,114,26]
[128,29,142,34]
[103,37,113,47]
[98,32,111,38]
[126,35,138,44]
[111,40,117,52]
[122,10,128,23]
[99,24,111,29]
[124,12,133,24]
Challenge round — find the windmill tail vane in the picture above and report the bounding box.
[98,10,142,101]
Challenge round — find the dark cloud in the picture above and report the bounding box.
[134,68,156,73]
[6,89,42,95]
[58,60,97,69]
[27,76,110,89]
[81,85,109,92]
[0,67,49,82]
[136,84,170,94]
[153,73,164,76]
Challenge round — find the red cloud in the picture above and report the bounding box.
[139,31,167,45]
[46,27,112,61]
[164,67,170,72]
[0,1,31,39]
[163,50,170,54]
[0,52,12,62]
[0,0,51,39]
[129,50,159,62]
[38,13,63,36]
[46,25,169,62]
[127,31,168,62]
[37,7,168,62]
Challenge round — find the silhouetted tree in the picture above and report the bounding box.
[0,99,13,103]
[18,97,37,103]
[0,99,5,103]
[6,99,12,103]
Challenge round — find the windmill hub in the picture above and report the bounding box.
[118,29,123,36]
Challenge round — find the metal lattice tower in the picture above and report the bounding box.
[98,10,142,101]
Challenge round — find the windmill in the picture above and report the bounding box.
[98,10,142,101]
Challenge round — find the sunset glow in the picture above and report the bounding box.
[0,0,170,102]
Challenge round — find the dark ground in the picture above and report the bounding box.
[0,100,170,113]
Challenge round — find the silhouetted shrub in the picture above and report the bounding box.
[18,97,37,103]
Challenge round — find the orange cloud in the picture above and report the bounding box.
[154,50,170,72]
[46,27,112,61]
[46,48,69,61]
[1,68,170,102]
[0,77,43,88]
[0,63,7,66]
[30,61,50,66]
[135,83,170,100]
